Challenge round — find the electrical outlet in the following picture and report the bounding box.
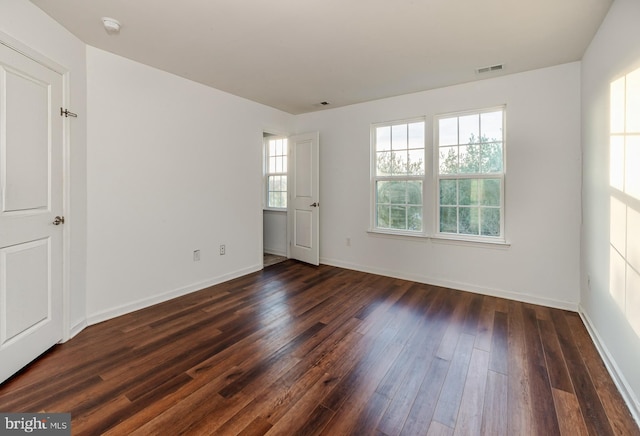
[220,244,226,255]
[346,237,351,247]
[193,250,200,261]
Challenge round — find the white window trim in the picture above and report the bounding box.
[369,117,428,236]
[264,135,288,211]
[433,105,507,243]
[367,107,509,247]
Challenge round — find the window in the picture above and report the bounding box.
[372,119,426,233]
[436,107,505,240]
[265,137,288,209]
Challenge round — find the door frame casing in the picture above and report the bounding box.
[0,31,72,342]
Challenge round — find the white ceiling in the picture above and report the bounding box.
[30,0,612,114]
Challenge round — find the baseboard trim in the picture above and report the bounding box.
[320,257,578,312]
[66,319,88,342]
[86,264,263,326]
[578,307,640,427]
[264,248,287,257]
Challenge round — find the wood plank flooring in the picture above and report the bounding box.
[0,260,638,435]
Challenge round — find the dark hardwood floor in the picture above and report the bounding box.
[0,260,638,435]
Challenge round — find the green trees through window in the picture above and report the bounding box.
[437,109,505,238]
[373,120,425,232]
[371,108,505,240]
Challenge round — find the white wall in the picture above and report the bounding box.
[86,47,294,321]
[581,0,640,418]
[0,0,88,337]
[263,210,287,256]
[296,63,582,309]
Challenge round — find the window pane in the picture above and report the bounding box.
[392,124,408,150]
[406,181,422,205]
[408,122,425,149]
[480,179,501,206]
[408,206,422,231]
[269,156,276,173]
[408,149,424,175]
[282,156,287,173]
[459,144,480,173]
[388,181,407,204]
[377,151,394,176]
[439,146,458,174]
[459,114,479,145]
[459,207,479,234]
[480,142,503,173]
[440,179,457,205]
[440,207,457,233]
[377,205,390,228]
[459,179,478,205]
[396,151,409,175]
[269,140,277,156]
[481,208,500,236]
[439,118,458,146]
[377,126,391,151]
[481,111,503,141]
[268,191,284,208]
[390,205,407,229]
[376,181,391,203]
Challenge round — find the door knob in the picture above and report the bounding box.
[310,202,319,207]
[53,216,65,225]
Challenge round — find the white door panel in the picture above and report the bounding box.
[4,68,50,212]
[2,240,50,343]
[288,132,319,265]
[0,43,64,384]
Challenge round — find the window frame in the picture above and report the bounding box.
[264,136,288,211]
[434,106,507,243]
[370,117,427,236]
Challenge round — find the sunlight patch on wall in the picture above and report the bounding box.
[609,66,640,337]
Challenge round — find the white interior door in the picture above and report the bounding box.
[0,43,64,384]
[288,132,319,265]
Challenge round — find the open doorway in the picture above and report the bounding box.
[262,131,320,267]
[262,132,288,267]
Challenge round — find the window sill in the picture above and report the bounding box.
[366,229,511,248]
[366,229,429,241]
[430,234,511,249]
[263,208,287,213]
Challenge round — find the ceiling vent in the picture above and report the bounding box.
[476,64,504,74]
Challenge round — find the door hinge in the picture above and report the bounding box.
[60,108,78,118]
